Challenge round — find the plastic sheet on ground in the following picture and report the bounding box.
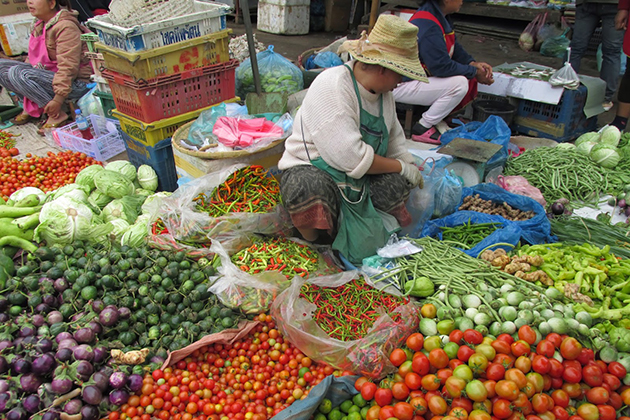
[271,271,419,379]
[421,210,523,257]
[459,183,554,244]
[270,375,359,420]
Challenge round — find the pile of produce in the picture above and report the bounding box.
[550,215,630,259]
[0,129,18,150]
[504,146,630,206]
[0,151,100,199]
[33,161,164,247]
[194,165,281,217]
[459,195,535,221]
[313,394,369,420]
[354,328,629,420]
[107,314,335,420]
[480,248,551,285]
[231,237,321,279]
[0,241,245,419]
[299,277,410,341]
[438,221,501,250]
[574,125,623,169]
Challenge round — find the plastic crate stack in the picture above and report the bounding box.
[81,33,116,118]
[86,1,237,192]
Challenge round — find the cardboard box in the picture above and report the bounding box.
[0,0,29,17]
[325,0,351,32]
[173,140,285,182]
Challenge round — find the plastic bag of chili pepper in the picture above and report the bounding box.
[208,237,341,314]
[157,164,294,247]
[270,272,419,379]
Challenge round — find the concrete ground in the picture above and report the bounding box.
[0,18,608,163]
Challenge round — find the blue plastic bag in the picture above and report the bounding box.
[440,115,511,166]
[236,45,304,98]
[313,51,343,69]
[432,168,464,218]
[270,375,358,420]
[459,183,554,245]
[421,211,522,258]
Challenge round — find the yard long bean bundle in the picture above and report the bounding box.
[194,165,281,216]
[439,221,501,249]
[504,147,630,206]
[299,277,409,341]
[550,216,630,259]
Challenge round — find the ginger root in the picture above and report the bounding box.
[492,254,511,269]
[111,348,150,365]
[526,255,544,267]
[504,262,531,274]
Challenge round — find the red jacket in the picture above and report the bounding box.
[619,0,630,56]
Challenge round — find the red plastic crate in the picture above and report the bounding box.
[102,59,238,123]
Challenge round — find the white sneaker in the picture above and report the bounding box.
[603,101,614,111]
[435,121,452,134]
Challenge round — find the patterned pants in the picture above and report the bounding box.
[280,164,412,235]
[0,59,89,111]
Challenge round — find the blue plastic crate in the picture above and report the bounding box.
[512,85,598,143]
[121,132,178,192]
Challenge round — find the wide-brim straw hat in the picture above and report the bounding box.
[338,14,428,82]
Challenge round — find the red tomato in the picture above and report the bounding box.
[607,362,627,379]
[392,382,410,400]
[586,387,610,405]
[486,363,506,381]
[495,380,520,401]
[412,353,431,375]
[576,348,595,366]
[406,333,425,352]
[559,338,582,361]
[608,391,623,410]
[582,364,604,387]
[545,334,563,348]
[390,348,408,367]
[374,388,393,406]
[497,334,515,345]
[428,396,448,415]
[493,340,512,355]
[449,330,464,345]
[562,366,582,384]
[493,399,513,419]
[361,382,378,401]
[394,402,415,420]
[405,372,422,391]
[518,326,536,345]
[457,346,476,363]
[410,397,428,415]
[379,405,396,420]
[547,359,564,378]
[551,406,569,420]
[464,330,483,345]
[510,341,531,358]
[602,373,621,391]
[531,356,550,375]
[531,394,549,414]
[550,390,570,408]
[536,340,555,358]
[597,405,616,420]
[355,377,370,391]
[430,349,450,369]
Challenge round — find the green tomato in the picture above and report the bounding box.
[443,341,460,359]
[423,336,442,352]
[453,364,474,382]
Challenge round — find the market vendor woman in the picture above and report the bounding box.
[278,15,427,265]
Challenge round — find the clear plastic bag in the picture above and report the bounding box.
[157,164,293,252]
[271,272,419,378]
[540,29,570,58]
[431,168,464,218]
[78,85,104,118]
[519,14,543,52]
[208,240,291,314]
[549,51,580,89]
[495,175,547,207]
[236,46,304,98]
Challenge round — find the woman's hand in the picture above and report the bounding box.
[616,10,628,31]
[471,61,494,85]
[44,99,63,119]
[397,159,423,188]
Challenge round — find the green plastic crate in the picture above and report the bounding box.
[94,90,116,119]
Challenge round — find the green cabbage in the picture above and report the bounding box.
[9,187,46,204]
[141,192,171,215]
[94,170,135,199]
[102,195,146,223]
[88,189,114,209]
[49,183,90,203]
[137,165,158,192]
[590,143,621,169]
[575,132,600,146]
[556,143,575,150]
[34,196,110,245]
[577,140,597,155]
[107,218,130,243]
[121,218,149,247]
[135,188,153,197]
[75,164,104,191]
[106,160,137,182]
[600,125,621,147]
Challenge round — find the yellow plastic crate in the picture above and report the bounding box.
[112,97,239,148]
[96,29,231,82]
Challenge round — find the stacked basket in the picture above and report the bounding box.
[86,0,237,192]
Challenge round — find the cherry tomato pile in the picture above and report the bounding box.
[354,327,630,420]
[0,150,100,199]
[108,314,338,420]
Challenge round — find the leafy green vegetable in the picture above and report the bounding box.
[94,170,135,199]
[137,165,158,192]
[88,189,114,209]
[48,183,90,203]
[106,160,137,182]
[590,143,621,169]
[577,140,597,155]
[575,131,600,146]
[9,187,46,204]
[75,164,104,191]
[600,125,621,147]
[121,217,149,247]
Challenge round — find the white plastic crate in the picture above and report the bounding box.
[54,115,126,162]
[90,74,112,94]
[86,1,229,52]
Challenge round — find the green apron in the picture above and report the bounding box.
[305,64,390,265]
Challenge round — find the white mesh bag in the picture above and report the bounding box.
[108,0,195,27]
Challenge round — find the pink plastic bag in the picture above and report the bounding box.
[497,175,547,207]
[213,116,283,148]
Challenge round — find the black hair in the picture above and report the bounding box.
[53,0,73,11]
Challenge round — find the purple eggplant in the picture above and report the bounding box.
[36,337,54,353]
[74,327,95,344]
[20,373,43,393]
[18,324,36,337]
[55,348,74,363]
[11,358,31,375]
[92,369,111,392]
[81,405,100,420]
[58,338,78,350]
[0,380,7,393]
[128,374,143,393]
[109,371,128,389]
[42,411,61,420]
[0,340,12,352]
[6,407,27,420]
[82,385,103,406]
[118,307,131,319]
[88,321,102,335]
[92,300,104,313]
[53,278,69,293]
[93,346,108,364]
[64,399,82,415]
[76,360,94,380]
[0,356,7,374]
[108,389,129,406]
[73,344,94,362]
[32,353,56,376]
[23,394,41,413]
[31,314,46,327]
[99,307,119,327]
[47,311,64,326]
[0,391,12,412]
[50,378,73,395]
[0,313,8,323]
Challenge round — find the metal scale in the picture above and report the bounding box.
[437,137,503,187]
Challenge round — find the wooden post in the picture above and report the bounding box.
[368,0,380,32]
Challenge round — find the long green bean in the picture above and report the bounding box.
[504,147,630,206]
[550,215,630,259]
[439,221,501,249]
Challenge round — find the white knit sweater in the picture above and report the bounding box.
[278,61,414,179]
